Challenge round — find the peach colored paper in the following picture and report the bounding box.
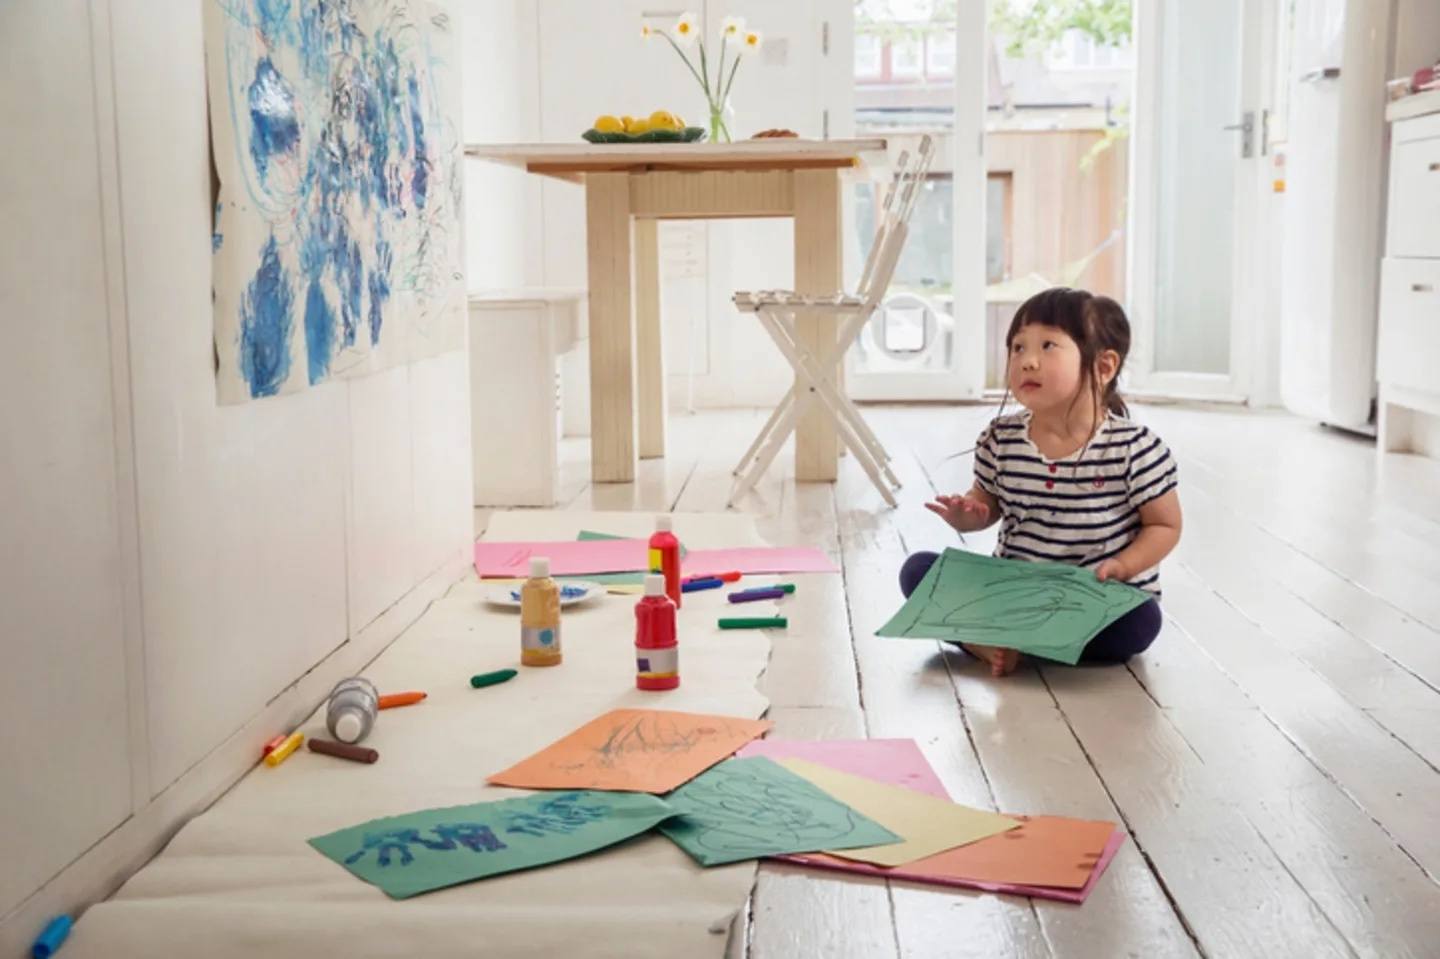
[488,708,772,794]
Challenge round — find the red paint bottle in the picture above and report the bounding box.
[635,574,679,691]
[648,515,682,609]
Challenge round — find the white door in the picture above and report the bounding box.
[1127,0,1268,401]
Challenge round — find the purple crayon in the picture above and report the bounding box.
[728,587,786,603]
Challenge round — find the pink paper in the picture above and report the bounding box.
[682,547,838,576]
[473,538,648,577]
[738,738,1123,904]
[739,739,946,797]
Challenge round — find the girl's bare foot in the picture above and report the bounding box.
[961,643,1022,676]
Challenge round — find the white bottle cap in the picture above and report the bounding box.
[530,556,550,578]
[644,573,666,597]
[334,710,364,744]
[654,515,672,532]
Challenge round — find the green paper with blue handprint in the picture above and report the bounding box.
[876,548,1151,664]
[309,790,675,898]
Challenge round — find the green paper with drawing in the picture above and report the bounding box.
[659,757,901,867]
[309,790,675,899]
[877,548,1151,664]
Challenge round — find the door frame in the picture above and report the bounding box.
[1125,0,1274,402]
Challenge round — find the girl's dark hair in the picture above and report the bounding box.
[1005,287,1131,420]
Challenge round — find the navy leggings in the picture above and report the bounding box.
[898,551,1161,664]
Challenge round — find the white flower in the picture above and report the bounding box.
[722,15,746,38]
[640,22,654,41]
[673,12,700,47]
[741,30,763,54]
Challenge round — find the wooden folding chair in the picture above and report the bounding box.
[731,135,936,507]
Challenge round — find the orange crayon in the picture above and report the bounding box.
[378,691,427,709]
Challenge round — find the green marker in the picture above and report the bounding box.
[750,583,795,594]
[718,617,788,630]
[470,668,518,689]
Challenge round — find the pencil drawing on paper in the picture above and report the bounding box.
[671,765,877,857]
[877,548,1150,663]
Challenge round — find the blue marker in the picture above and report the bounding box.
[32,915,72,959]
[681,577,724,593]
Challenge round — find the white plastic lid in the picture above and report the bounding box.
[334,710,364,743]
[654,515,672,532]
[530,556,550,578]
[644,573,666,597]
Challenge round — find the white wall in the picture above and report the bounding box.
[0,1,474,950]
[463,0,544,290]
[0,0,136,926]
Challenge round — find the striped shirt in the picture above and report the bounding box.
[973,411,1178,594]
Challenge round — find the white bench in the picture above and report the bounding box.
[467,288,587,506]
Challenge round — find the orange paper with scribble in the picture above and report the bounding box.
[488,708,772,794]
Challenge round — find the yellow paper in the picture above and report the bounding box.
[777,758,1021,867]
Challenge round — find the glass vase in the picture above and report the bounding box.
[707,101,731,143]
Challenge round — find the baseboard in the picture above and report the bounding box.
[0,548,470,957]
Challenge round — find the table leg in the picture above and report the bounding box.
[792,169,843,482]
[585,172,637,483]
[634,217,667,459]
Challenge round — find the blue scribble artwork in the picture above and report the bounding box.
[206,0,464,402]
[309,790,677,899]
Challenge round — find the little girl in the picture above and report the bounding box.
[901,287,1182,675]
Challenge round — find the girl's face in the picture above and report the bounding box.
[1006,322,1084,415]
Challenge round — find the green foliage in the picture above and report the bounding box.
[989,0,1131,59]
[855,1,1130,57]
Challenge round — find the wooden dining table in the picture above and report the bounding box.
[466,138,887,484]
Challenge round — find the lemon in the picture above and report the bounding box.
[624,116,651,135]
[594,115,624,134]
[648,110,680,131]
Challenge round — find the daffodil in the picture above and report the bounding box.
[640,11,763,143]
[673,12,699,47]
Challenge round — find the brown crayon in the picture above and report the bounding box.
[308,738,379,764]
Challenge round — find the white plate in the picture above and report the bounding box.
[483,581,606,609]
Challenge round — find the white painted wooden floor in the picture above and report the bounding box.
[475,403,1440,959]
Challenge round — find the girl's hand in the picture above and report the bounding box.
[1095,558,1130,582]
[926,493,990,532]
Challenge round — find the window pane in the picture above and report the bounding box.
[926,30,955,77]
[856,33,882,78]
[891,37,923,77]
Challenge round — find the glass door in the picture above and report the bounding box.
[1127,0,1263,400]
[845,0,986,401]
[845,0,1136,401]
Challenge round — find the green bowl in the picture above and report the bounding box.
[581,126,707,144]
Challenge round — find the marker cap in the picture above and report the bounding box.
[334,710,364,744]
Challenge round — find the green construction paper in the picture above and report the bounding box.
[309,790,675,899]
[876,548,1151,665]
[659,757,901,867]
